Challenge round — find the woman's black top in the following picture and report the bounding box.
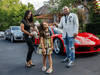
[20,18,32,34]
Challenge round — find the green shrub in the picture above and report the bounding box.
[86,22,100,35]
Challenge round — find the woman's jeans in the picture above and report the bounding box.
[63,34,75,62]
[24,34,35,62]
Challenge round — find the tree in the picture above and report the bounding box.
[0,0,30,30]
[28,3,35,14]
[89,0,100,22]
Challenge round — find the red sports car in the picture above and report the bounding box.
[34,26,100,54]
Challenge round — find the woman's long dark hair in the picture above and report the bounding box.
[24,10,34,23]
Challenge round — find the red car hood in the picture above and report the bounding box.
[54,33,100,45]
[75,32,100,45]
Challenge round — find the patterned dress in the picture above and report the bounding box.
[40,29,52,55]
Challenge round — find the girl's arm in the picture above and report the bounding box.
[50,36,54,48]
[40,37,45,50]
[20,23,33,36]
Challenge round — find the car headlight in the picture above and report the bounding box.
[74,39,82,44]
[14,33,19,36]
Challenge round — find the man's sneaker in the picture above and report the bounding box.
[61,58,69,63]
[66,61,74,68]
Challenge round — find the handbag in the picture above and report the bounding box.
[36,44,43,54]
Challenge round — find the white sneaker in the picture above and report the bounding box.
[67,61,74,68]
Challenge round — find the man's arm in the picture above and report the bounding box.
[53,17,63,28]
[73,14,79,38]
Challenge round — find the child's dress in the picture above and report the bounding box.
[40,29,52,55]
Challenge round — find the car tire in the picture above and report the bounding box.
[11,35,14,43]
[4,34,8,40]
[53,38,63,54]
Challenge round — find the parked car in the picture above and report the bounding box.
[4,26,24,42]
[0,31,4,38]
[47,26,100,54]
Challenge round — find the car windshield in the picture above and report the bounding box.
[12,27,21,30]
[52,27,63,34]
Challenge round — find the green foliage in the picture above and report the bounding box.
[86,22,100,35]
[28,3,35,14]
[0,0,35,31]
[33,17,42,23]
[88,2,100,22]
[70,8,78,14]
[49,0,79,13]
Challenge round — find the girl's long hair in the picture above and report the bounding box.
[24,10,34,24]
[39,22,45,39]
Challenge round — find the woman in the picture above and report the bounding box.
[20,10,37,68]
[39,22,54,73]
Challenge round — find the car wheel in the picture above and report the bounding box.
[11,35,14,43]
[53,38,63,54]
[4,34,7,40]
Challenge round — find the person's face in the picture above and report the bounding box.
[63,7,69,15]
[43,22,48,29]
[27,12,32,19]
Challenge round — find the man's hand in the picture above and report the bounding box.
[53,23,58,27]
[73,33,77,38]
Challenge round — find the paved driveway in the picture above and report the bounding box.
[0,38,100,75]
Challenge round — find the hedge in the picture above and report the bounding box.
[86,22,100,35]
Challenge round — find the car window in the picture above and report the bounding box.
[52,27,63,34]
[12,27,21,30]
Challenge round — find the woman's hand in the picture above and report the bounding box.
[29,33,34,36]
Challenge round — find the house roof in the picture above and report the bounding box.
[34,4,50,16]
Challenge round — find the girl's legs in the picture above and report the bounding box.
[43,55,46,67]
[47,55,52,70]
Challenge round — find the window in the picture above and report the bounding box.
[12,26,21,30]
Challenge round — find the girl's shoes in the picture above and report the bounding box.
[46,68,53,74]
[42,67,47,71]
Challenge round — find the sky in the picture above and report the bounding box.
[20,0,49,10]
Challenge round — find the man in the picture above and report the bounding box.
[54,6,79,68]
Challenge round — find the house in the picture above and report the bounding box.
[34,0,96,24]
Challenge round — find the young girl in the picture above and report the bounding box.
[39,22,54,73]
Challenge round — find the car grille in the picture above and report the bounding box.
[16,37,22,39]
[94,46,99,50]
[76,47,90,52]
[99,45,100,48]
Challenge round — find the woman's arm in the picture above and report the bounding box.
[20,23,33,36]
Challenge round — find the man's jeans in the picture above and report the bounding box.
[63,34,75,62]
